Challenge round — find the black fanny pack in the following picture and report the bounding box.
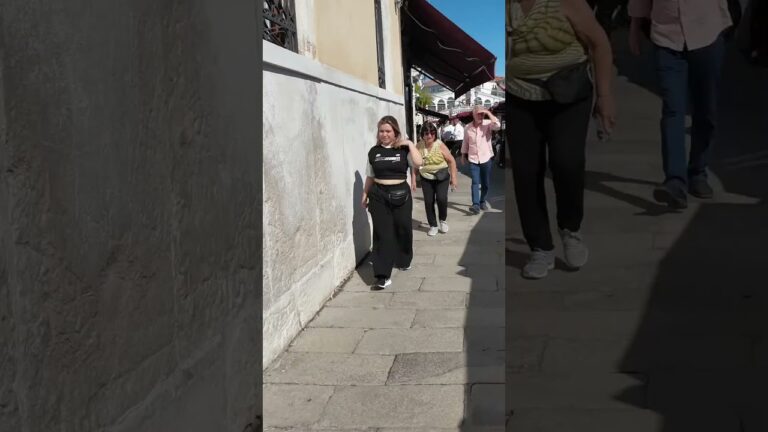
[421,167,450,182]
[379,185,409,207]
[521,61,592,104]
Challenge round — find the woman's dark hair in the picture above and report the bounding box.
[420,122,438,138]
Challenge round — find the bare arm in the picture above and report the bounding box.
[362,176,375,208]
[439,142,459,187]
[398,138,423,167]
[562,0,613,99]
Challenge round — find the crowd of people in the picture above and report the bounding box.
[505,0,765,279]
[362,106,501,289]
[361,0,764,288]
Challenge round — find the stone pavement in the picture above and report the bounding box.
[505,30,768,431]
[264,159,506,430]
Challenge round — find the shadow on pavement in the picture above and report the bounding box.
[458,163,506,430]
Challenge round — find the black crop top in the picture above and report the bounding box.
[367,145,412,180]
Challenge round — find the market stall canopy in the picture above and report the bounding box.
[402,0,497,99]
[416,106,449,120]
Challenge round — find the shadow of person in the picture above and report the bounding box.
[613,35,768,432]
[458,162,506,430]
[582,170,679,216]
[352,171,375,285]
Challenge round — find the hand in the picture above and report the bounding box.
[460,155,468,165]
[361,195,368,209]
[594,94,617,137]
[450,179,458,190]
[629,18,644,56]
[411,182,417,192]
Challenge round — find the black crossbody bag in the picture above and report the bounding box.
[520,61,593,104]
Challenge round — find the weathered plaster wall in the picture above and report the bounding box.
[0,1,261,431]
[263,42,405,367]
[314,0,379,87]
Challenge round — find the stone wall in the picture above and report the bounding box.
[0,1,261,431]
[262,41,406,367]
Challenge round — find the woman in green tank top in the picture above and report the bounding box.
[507,0,616,279]
[410,122,459,237]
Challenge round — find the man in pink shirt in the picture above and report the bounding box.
[628,0,733,209]
[461,105,501,214]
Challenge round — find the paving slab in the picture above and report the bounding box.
[355,328,464,354]
[387,351,504,385]
[262,384,334,427]
[413,308,504,328]
[318,385,465,428]
[309,307,416,329]
[264,352,394,385]
[288,328,365,353]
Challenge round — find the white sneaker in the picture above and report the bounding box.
[439,220,449,233]
[428,226,439,236]
[375,278,392,288]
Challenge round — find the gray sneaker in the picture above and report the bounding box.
[522,249,555,279]
[428,226,439,236]
[439,220,449,233]
[559,229,589,269]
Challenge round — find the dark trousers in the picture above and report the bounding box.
[420,175,449,227]
[507,93,593,251]
[654,34,725,185]
[368,182,413,278]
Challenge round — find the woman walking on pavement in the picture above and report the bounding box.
[507,0,616,279]
[461,105,502,214]
[362,116,423,289]
[411,122,459,237]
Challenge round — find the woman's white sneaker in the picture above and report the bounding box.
[428,226,439,236]
[439,221,449,233]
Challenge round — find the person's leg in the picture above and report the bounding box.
[435,178,450,222]
[469,162,482,209]
[687,33,726,197]
[421,177,438,227]
[479,159,493,208]
[546,95,593,269]
[368,186,396,280]
[392,184,414,269]
[546,96,593,234]
[508,95,554,252]
[654,43,690,207]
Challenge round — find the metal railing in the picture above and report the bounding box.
[263,0,298,52]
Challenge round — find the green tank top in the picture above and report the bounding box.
[507,0,588,101]
[417,140,448,180]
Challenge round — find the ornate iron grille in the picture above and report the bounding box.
[374,0,386,89]
[264,0,298,52]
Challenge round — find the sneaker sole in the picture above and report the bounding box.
[688,189,714,199]
[521,263,555,279]
[653,188,687,209]
[564,250,589,270]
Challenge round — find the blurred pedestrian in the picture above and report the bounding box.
[507,0,616,279]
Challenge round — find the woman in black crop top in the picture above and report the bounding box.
[362,116,422,289]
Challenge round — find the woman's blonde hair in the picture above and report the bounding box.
[376,116,402,146]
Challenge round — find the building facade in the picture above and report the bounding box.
[417,72,505,115]
[263,0,406,367]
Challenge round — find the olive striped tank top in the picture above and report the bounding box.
[506,0,588,101]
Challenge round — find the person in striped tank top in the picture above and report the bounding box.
[411,122,459,237]
[507,0,616,279]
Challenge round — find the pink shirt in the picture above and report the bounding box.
[628,0,733,51]
[461,119,500,164]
